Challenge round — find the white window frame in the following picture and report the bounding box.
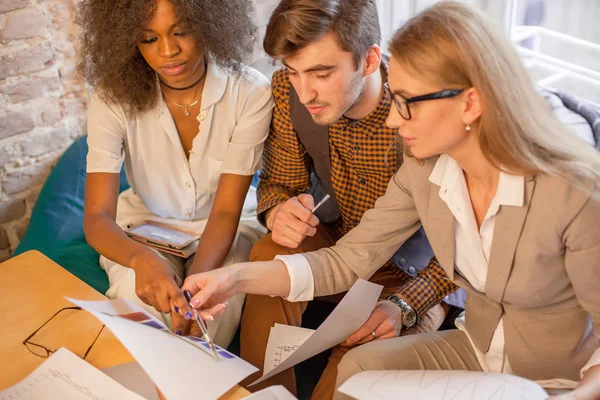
[508,0,600,107]
[377,0,600,107]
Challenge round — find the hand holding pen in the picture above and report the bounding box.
[310,194,331,213]
[178,198,332,333]
[183,289,220,361]
[266,193,331,249]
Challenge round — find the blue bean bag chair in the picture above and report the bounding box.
[14,135,130,293]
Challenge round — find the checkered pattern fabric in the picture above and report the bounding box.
[398,257,459,317]
[257,66,402,236]
[256,68,313,221]
[257,66,452,317]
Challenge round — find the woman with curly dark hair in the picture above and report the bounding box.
[79,0,273,348]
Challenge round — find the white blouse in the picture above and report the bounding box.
[86,62,273,232]
[429,154,582,389]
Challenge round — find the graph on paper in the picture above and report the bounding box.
[263,324,314,374]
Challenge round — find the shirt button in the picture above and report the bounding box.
[359,178,366,184]
[354,145,360,151]
[186,212,191,218]
[185,181,191,188]
[353,219,359,225]
[199,115,205,121]
[408,265,417,275]
[398,257,406,267]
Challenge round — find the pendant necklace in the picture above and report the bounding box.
[161,90,201,116]
[160,63,207,116]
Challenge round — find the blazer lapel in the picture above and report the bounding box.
[485,177,536,303]
[428,183,456,280]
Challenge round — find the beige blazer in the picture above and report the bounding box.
[302,156,600,381]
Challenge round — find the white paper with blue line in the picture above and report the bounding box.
[338,370,548,400]
[66,297,258,400]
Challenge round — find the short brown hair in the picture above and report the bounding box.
[264,0,381,68]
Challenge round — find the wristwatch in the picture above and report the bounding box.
[386,294,417,329]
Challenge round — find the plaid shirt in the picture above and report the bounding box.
[257,66,458,317]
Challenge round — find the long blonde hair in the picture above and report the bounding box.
[389,2,600,196]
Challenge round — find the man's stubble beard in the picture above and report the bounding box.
[312,71,365,126]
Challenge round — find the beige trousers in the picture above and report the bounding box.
[100,227,261,348]
[334,329,482,400]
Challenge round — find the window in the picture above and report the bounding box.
[377,0,600,106]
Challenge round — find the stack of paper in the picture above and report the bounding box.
[4,279,383,400]
[0,348,145,400]
[66,297,258,400]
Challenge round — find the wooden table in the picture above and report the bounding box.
[0,250,250,399]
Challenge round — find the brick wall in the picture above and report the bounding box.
[0,0,87,261]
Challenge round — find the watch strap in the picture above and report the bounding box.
[386,294,417,329]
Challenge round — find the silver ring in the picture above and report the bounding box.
[371,331,377,338]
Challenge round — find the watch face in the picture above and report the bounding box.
[404,310,417,327]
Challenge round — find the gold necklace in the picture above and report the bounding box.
[160,63,207,116]
[161,90,202,116]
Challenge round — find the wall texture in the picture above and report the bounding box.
[0,0,87,261]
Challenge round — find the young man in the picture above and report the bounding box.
[240,0,458,397]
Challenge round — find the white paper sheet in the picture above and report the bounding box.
[102,362,160,400]
[0,347,145,400]
[252,279,382,385]
[264,324,314,375]
[67,297,258,400]
[337,370,549,400]
[244,385,298,400]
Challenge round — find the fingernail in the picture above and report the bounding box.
[185,312,192,320]
[174,305,179,313]
[191,300,199,307]
[205,315,214,321]
[175,330,182,335]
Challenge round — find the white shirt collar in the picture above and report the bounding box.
[200,59,227,111]
[429,154,525,209]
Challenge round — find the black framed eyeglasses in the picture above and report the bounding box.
[23,306,105,360]
[384,82,465,121]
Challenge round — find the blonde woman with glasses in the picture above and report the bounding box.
[179,2,600,398]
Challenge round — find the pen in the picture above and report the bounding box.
[310,194,331,213]
[183,290,219,362]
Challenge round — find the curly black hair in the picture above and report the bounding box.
[77,0,258,114]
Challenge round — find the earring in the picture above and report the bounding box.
[466,124,471,131]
